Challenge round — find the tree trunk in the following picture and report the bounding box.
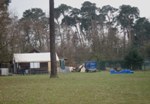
[49,0,57,78]
[123,29,127,56]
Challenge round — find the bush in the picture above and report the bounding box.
[124,48,144,70]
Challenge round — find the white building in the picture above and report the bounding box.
[13,52,59,74]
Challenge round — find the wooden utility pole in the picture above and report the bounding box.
[49,0,57,78]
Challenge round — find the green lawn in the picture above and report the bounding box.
[0,71,150,104]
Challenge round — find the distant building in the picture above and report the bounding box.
[13,52,59,74]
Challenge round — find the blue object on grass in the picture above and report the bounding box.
[85,61,97,71]
[110,69,134,74]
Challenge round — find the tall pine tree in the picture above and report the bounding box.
[0,0,11,64]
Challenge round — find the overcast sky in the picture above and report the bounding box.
[9,0,150,19]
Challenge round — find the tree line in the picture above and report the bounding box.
[0,1,150,68]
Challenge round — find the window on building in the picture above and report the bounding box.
[30,62,40,68]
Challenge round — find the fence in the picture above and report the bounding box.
[143,59,150,70]
[97,59,150,70]
[97,60,125,70]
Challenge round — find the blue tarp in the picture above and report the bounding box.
[110,69,134,74]
[85,61,97,71]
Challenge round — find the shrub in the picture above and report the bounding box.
[124,48,144,70]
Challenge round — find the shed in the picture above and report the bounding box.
[13,52,59,74]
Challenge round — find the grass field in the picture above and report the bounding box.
[0,71,150,104]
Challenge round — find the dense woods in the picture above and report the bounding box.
[0,1,150,68]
